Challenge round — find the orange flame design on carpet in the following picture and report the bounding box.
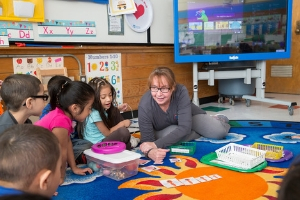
[119,155,288,200]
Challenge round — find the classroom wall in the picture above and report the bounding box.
[0,46,218,110]
[0,0,298,112]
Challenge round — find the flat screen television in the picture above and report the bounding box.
[173,0,293,63]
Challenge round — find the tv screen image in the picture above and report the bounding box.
[174,0,293,63]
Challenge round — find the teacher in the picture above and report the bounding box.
[138,67,230,163]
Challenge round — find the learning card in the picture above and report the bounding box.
[160,179,183,188]
[200,175,213,181]
[169,158,182,163]
[195,177,207,182]
[209,174,222,179]
[141,165,160,172]
[179,177,200,185]
[139,159,151,166]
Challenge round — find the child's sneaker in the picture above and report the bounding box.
[130,135,140,148]
[212,114,229,123]
[75,153,87,165]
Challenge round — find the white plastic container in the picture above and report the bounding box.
[84,149,141,181]
[215,143,266,170]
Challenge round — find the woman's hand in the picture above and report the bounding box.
[147,148,170,164]
[140,142,169,163]
[72,166,93,176]
[140,142,157,153]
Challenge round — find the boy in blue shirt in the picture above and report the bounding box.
[0,124,61,197]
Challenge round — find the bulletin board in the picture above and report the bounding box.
[30,0,147,43]
[0,0,174,44]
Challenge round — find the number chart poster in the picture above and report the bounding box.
[13,57,64,76]
[85,53,123,105]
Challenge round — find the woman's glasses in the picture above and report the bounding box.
[150,87,170,93]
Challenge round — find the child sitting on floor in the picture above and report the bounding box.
[0,124,61,198]
[40,75,93,164]
[35,80,94,184]
[0,74,47,134]
[80,77,140,150]
[277,163,300,200]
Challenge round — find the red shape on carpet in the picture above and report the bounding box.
[145,193,182,200]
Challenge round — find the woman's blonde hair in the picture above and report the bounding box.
[147,67,176,90]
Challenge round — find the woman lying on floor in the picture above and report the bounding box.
[138,67,230,163]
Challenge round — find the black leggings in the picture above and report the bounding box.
[102,127,131,150]
[102,108,131,150]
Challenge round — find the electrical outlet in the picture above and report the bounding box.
[296,21,300,34]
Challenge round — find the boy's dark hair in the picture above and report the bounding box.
[0,193,50,200]
[87,77,120,129]
[49,80,94,116]
[0,124,60,189]
[47,75,71,110]
[0,74,41,111]
[277,164,300,200]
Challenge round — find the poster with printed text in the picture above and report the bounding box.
[13,57,64,76]
[85,53,123,105]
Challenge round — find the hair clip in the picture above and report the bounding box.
[62,81,68,89]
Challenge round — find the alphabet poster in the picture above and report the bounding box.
[13,57,64,76]
[38,19,96,37]
[85,53,123,105]
[0,21,34,41]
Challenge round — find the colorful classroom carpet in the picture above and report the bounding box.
[53,120,300,200]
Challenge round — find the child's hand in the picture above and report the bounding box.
[72,166,93,176]
[118,103,128,112]
[123,119,131,128]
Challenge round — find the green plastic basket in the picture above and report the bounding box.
[169,142,196,155]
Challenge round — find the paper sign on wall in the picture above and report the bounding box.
[0,29,9,46]
[38,19,96,37]
[13,57,64,76]
[108,0,136,16]
[85,53,123,105]
[0,21,34,41]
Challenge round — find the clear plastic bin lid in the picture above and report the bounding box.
[84,149,141,164]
